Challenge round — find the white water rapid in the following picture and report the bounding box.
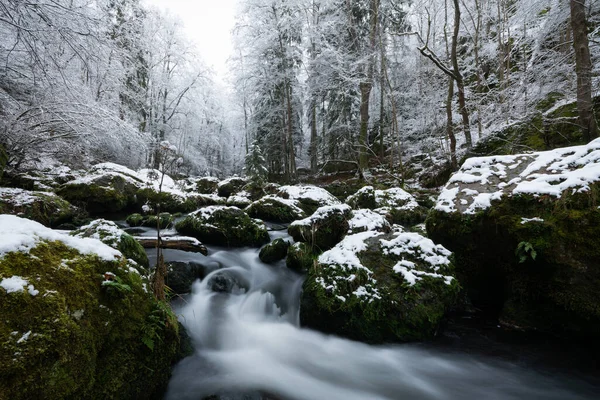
[159,230,599,400]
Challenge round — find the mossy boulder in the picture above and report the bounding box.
[286,242,316,273]
[288,204,352,252]
[246,195,306,223]
[346,186,427,225]
[226,192,253,208]
[277,185,341,214]
[259,238,290,264]
[126,212,173,229]
[0,187,80,228]
[165,261,205,294]
[427,139,600,337]
[175,206,270,247]
[300,229,459,343]
[217,177,247,198]
[135,188,197,214]
[0,216,181,400]
[57,165,142,215]
[347,209,392,234]
[72,219,149,269]
[194,176,220,194]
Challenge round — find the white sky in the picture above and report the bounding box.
[143,0,237,79]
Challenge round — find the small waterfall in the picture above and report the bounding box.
[161,232,599,400]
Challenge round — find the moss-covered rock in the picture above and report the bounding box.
[57,173,140,215]
[300,229,459,343]
[286,242,316,273]
[72,219,149,269]
[0,216,180,400]
[259,238,290,264]
[347,209,392,235]
[194,176,220,194]
[0,187,81,228]
[277,185,341,214]
[217,177,247,198]
[246,195,306,223]
[175,206,270,247]
[165,261,205,294]
[288,204,352,252]
[427,139,600,337]
[346,186,427,225]
[126,213,145,227]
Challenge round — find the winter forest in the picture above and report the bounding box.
[0,0,598,180]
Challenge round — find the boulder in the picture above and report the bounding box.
[246,195,306,223]
[347,209,392,235]
[72,219,149,268]
[427,138,600,336]
[126,212,174,229]
[286,242,315,273]
[288,204,352,251]
[259,238,290,264]
[175,206,270,247]
[165,261,205,294]
[346,186,427,225]
[193,176,220,194]
[206,270,249,294]
[301,228,459,343]
[226,191,253,208]
[277,185,341,214]
[0,215,181,400]
[57,163,143,214]
[0,187,80,228]
[217,177,247,198]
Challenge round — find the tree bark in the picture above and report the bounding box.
[570,0,598,141]
[447,77,457,168]
[452,0,472,148]
[358,0,380,171]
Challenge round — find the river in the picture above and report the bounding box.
[139,228,599,400]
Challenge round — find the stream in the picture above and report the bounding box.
[138,227,599,400]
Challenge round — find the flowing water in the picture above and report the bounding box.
[145,228,600,400]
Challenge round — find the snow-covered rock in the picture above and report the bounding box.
[277,185,341,214]
[246,195,306,223]
[427,139,600,336]
[72,219,149,268]
[346,186,426,225]
[0,215,180,399]
[175,205,269,247]
[0,187,79,228]
[300,227,459,342]
[288,204,352,251]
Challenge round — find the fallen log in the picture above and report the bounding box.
[134,236,208,255]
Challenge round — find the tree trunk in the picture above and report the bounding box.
[310,99,318,173]
[447,77,457,168]
[358,0,380,171]
[570,0,598,141]
[452,0,472,148]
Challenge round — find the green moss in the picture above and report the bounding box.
[57,176,137,215]
[300,234,460,343]
[0,241,180,399]
[246,197,305,223]
[259,239,290,264]
[175,207,270,247]
[195,177,219,194]
[126,213,144,227]
[286,242,316,272]
[426,183,600,336]
[136,188,196,214]
[0,192,79,228]
[217,178,247,198]
[288,207,351,251]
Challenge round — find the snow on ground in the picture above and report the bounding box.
[0,215,121,261]
[0,276,39,295]
[435,138,600,214]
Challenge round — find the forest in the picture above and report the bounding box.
[1,0,597,182]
